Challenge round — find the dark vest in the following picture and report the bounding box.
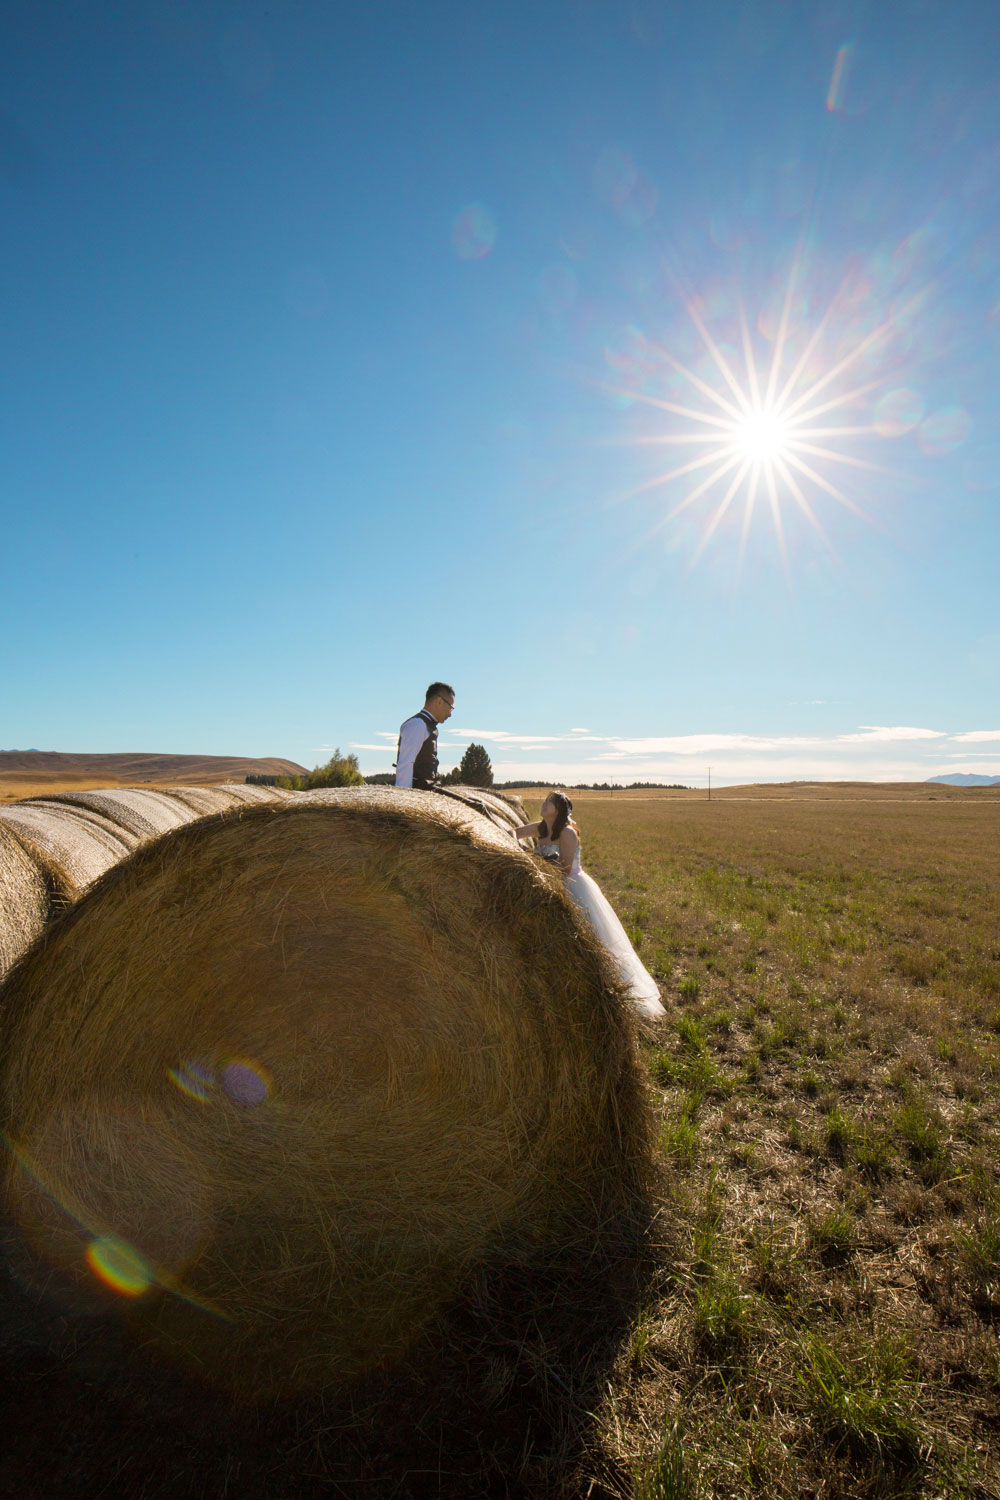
[399,709,439,789]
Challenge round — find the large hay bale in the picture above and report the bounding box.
[0,787,653,1400]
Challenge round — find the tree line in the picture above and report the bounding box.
[281,747,690,794]
[365,743,495,787]
[280,743,496,791]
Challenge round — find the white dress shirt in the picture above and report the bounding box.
[394,714,433,788]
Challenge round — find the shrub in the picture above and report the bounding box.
[305,749,365,789]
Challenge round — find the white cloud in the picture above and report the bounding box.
[454,727,602,744]
[344,721,1000,788]
[348,743,395,752]
[835,726,948,743]
[596,733,823,757]
[452,728,530,741]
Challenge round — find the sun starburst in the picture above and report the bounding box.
[603,252,912,569]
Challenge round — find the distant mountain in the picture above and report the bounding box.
[927,773,1000,787]
[0,750,309,787]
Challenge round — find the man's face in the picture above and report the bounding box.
[432,692,455,723]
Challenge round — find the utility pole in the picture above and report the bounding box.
[707,766,712,802]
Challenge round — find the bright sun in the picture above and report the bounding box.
[604,251,898,568]
[734,406,790,464]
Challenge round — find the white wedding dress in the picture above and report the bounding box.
[538,839,666,1020]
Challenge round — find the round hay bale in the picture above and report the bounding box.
[38,787,196,843]
[158,785,291,817]
[0,823,55,979]
[0,787,289,980]
[429,784,526,833]
[0,787,653,1400]
[214,782,299,805]
[0,798,136,896]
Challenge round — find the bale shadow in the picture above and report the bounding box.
[0,1196,653,1499]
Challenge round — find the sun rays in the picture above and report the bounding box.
[604,254,907,569]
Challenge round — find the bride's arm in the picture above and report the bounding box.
[512,819,542,840]
[558,825,579,874]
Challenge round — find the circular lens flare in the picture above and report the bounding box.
[221,1059,271,1106]
[86,1235,152,1298]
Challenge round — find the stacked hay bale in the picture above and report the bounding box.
[0,784,292,980]
[0,823,54,979]
[0,786,654,1400]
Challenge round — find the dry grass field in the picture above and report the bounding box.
[522,786,1000,1499]
[2,782,998,1498]
[0,751,308,801]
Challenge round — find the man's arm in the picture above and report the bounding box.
[394,717,430,788]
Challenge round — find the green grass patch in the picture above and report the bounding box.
[796,1328,923,1464]
[633,1421,699,1500]
[810,1209,855,1264]
[566,792,1000,1498]
[693,1273,749,1355]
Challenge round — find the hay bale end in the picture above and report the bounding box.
[1,787,654,1400]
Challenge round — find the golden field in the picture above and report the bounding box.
[509,786,1000,1499]
[0,750,308,801]
[2,781,998,1498]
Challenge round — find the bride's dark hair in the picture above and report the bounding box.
[539,791,573,841]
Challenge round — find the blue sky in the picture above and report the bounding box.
[2,1,998,786]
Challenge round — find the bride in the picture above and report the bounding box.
[514,792,666,1021]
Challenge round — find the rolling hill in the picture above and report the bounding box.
[927,773,1000,787]
[0,750,309,800]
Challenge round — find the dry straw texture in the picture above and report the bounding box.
[41,787,200,841]
[0,784,293,980]
[0,797,137,892]
[1,786,654,1400]
[0,823,54,979]
[161,783,296,815]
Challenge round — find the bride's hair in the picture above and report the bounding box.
[539,791,573,841]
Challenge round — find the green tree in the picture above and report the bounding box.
[306,748,365,789]
[458,742,493,787]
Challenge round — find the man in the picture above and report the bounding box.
[394,682,455,789]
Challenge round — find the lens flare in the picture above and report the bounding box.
[826,41,855,113]
[168,1059,215,1101]
[86,1234,152,1297]
[598,243,932,569]
[451,203,497,261]
[918,406,971,457]
[874,388,924,437]
[4,1130,231,1321]
[221,1058,271,1106]
[168,1054,272,1107]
